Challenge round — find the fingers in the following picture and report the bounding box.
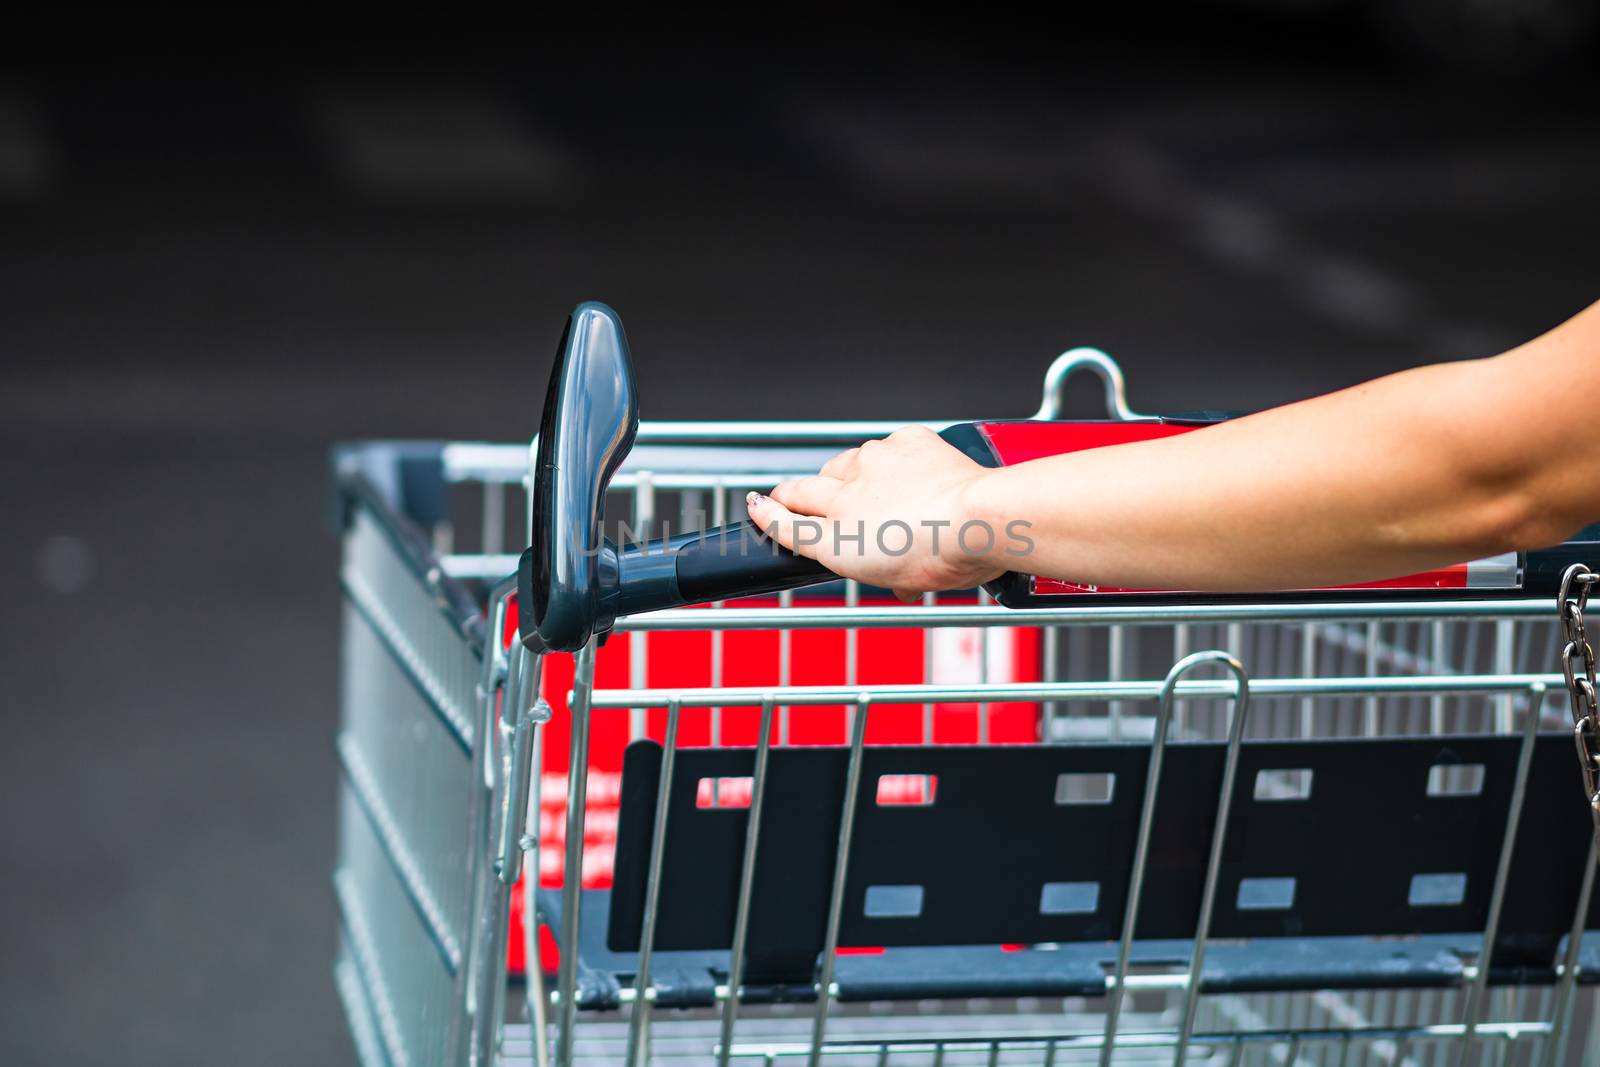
[745,491,825,561]
[768,475,843,516]
[886,424,940,446]
[814,428,938,482]
[818,447,860,480]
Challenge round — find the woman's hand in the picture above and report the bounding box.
[745,425,1010,601]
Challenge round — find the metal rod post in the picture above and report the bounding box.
[845,581,860,739]
[1431,620,1449,733]
[1494,620,1515,734]
[1173,624,1193,736]
[624,699,681,1067]
[1098,654,1192,1067]
[464,585,516,1067]
[629,473,654,742]
[524,718,551,1067]
[1043,622,1059,738]
[1458,685,1546,1066]
[554,642,597,1067]
[492,640,539,1063]
[1174,653,1252,1067]
[808,696,872,1067]
[1108,625,1125,738]
[719,698,777,1067]
[710,480,727,747]
[1301,623,1317,737]
[1365,621,1381,735]
[977,587,990,745]
[922,592,936,744]
[483,480,505,555]
[780,590,795,746]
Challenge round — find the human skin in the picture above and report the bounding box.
[746,299,1600,603]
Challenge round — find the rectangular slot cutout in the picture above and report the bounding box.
[1253,768,1313,801]
[1427,764,1485,798]
[864,884,924,919]
[1040,881,1100,915]
[876,773,938,806]
[695,777,753,809]
[1237,877,1296,911]
[1055,772,1115,805]
[1409,872,1468,908]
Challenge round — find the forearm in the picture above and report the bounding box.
[965,304,1600,592]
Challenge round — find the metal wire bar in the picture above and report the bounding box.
[444,348,1137,489]
[1495,621,1516,736]
[488,645,537,1064]
[614,601,1560,633]
[845,581,860,740]
[465,581,518,1067]
[808,696,873,1067]
[545,959,1359,1006]
[625,698,682,1067]
[482,480,505,555]
[725,1019,1555,1061]
[779,589,794,746]
[555,642,598,1067]
[495,644,537,887]
[1099,654,1195,1067]
[922,591,937,744]
[629,472,654,742]
[711,481,728,749]
[1174,653,1252,1067]
[444,441,898,483]
[1458,686,1547,1065]
[588,674,1563,710]
[522,720,551,1067]
[719,697,779,1067]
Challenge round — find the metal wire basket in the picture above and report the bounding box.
[331,350,1600,1067]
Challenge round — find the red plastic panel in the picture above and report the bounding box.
[505,592,1045,975]
[979,419,1199,464]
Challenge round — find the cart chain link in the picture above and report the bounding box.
[1558,564,1600,824]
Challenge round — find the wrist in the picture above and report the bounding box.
[953,468,1012,568]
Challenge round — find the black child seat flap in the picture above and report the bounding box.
[598,735,1600,1001]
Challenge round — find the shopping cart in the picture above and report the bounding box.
[331,303,1600,1067]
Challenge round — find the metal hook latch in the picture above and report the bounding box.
[1032,347,1145,422]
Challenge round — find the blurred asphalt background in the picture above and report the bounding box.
[1,10,1596,1065]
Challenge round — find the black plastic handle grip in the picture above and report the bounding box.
[673,521,834,603]
[606,520,834,620]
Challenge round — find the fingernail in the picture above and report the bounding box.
[746,491,764,507]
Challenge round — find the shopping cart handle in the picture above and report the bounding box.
[521,301,837,653]
[519,301,1599,655]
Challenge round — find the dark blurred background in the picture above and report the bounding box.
[1,7,1596,1065]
